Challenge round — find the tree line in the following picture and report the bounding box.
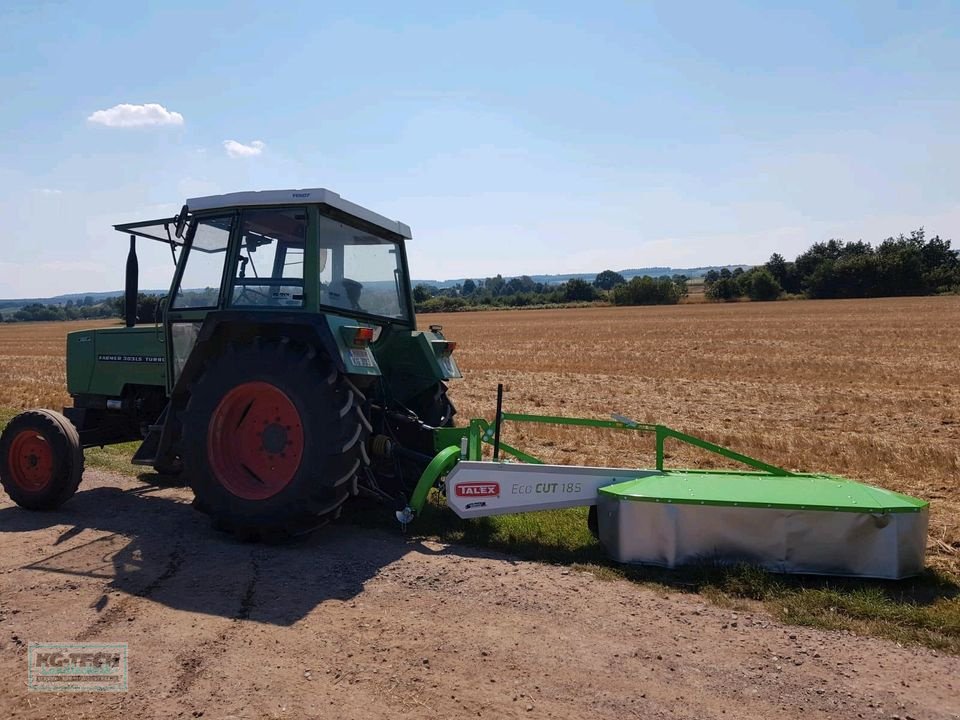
[703,228,959,302]
[3,228,956,320]
[0,294,162,323]
[413,272,690,312]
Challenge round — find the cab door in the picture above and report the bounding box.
[163,213,237,392]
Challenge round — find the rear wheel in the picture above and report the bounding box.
[0,410,84,510]
[179,339,369,539]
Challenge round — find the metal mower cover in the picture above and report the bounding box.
[597,471,928,579]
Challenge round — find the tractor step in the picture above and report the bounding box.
[131,425,162,466]
[131,405,170,468]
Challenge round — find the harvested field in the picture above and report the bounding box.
[441,296,960,570]
[1,299,959,718]
[1,299,958,565]
[0,319,116,410]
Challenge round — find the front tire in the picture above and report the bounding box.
[179,340,370,539]
[0,409,84,510]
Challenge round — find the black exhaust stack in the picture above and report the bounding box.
[125,234,138,327]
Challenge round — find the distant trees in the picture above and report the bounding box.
[2,293,168,323]
[744,268,782,301]
[412,284,432,304]
[5,301,118,322]
[704,266,784,302]
[671,274,689,297]
[702,228,959,303]
[563,278,597,302]
[705,277,742,302]
[593,270,626,290]
[611,276,683,305]
[781,229,958,299]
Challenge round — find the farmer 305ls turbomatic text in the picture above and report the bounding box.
[0,189,929,578]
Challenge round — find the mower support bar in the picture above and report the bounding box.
[401,412,794,524]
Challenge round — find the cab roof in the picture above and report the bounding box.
[185,188,412,239]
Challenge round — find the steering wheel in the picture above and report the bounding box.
[235,284,270,306]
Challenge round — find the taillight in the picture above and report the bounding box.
[436,341,457,356]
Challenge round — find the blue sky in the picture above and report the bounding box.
[1,0,958,296]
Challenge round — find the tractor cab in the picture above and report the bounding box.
[165,189,415,322]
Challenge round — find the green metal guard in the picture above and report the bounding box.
[404,412,794,519]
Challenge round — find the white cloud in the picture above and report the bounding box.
[223,139,265,158]
[33,188,62,195]
[87,103,184,128]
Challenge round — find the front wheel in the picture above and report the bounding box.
[0,410,84,510]
[178,340,370,539]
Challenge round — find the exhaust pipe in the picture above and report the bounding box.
[125,235,138,327]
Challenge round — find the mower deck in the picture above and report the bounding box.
[597,470,928,579]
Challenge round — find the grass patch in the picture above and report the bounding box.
[85,441,143,474]
[390,492,960,654]
[3,405,958,653]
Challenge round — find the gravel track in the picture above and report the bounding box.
[1,469,957,719]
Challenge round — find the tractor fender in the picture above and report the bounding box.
[154,313,354,466]
[173,312,348,399]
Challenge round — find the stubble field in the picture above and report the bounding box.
[1,297,957,569]
[442,296,960,571]
[1,299,960,719]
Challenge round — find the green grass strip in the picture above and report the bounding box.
[2,407,958,653]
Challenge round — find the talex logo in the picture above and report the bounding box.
[455,482,499,498]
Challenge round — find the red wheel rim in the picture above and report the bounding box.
[207,381,304,500]
[7,430,55,493]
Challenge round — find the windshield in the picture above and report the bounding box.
[317,213,408,321]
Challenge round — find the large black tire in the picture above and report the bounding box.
[0,409,84,510]
[178,339,370,539]
[408,382,456,428]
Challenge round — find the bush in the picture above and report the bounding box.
[563,278,597,302]
[416,296,468,313]
[610,276,681,306]
[413,284,433,303]
[593,270,626,290]
[744,269,782,301]
[705,277,741,302]
[704,277,742,302]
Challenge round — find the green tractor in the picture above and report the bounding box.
[0,189,460,538]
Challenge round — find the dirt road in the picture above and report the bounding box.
[1,469,957,719]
